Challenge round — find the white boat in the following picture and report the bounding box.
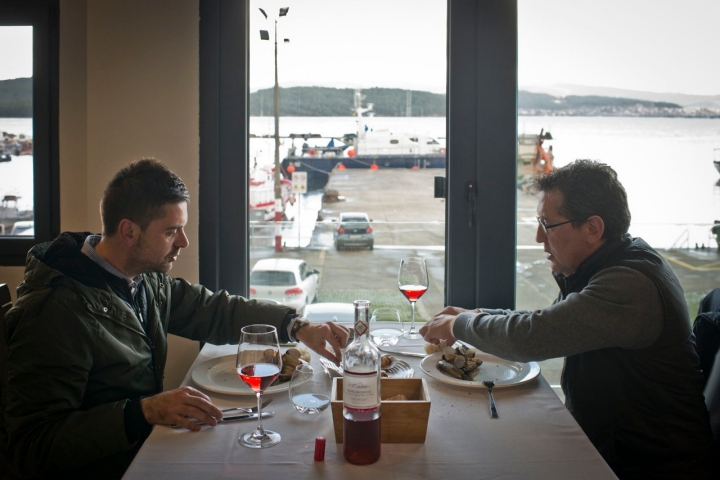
[248,164,293,222]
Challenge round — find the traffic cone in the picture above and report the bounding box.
[370,163,379,170]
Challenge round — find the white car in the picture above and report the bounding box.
[249,258,319,312]
[303,302,355,325]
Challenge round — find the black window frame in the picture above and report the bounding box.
[0,0,60,266]
[199,0,518,309]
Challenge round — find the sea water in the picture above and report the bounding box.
[4,116,720,248]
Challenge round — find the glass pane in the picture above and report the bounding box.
[249,1,446,330]
[517,0,720,395]
[0,26,33,238]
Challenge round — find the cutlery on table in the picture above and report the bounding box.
[221,397,273,414]
[171,411,274,428]
[376,346,427,358]
[483,380,499,418]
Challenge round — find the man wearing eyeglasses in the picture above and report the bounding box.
[421,160,713,480]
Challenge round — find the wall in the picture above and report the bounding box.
[1,0,202,390]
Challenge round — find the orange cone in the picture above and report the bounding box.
[337,163,346,170]
[370,163,379,170]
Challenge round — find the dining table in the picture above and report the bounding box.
[123,335,618,480]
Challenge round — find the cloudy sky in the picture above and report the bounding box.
[2,0,719,96]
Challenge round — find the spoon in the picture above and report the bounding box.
[483,381,499,418]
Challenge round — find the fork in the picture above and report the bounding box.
[222,398,273,414]
[483,381,499,418]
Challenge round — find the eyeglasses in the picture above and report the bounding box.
[536,216,573,234]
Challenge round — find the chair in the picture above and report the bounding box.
[0,284,9,318]
[692,288,720,447]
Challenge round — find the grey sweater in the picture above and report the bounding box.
[452,266,664,362]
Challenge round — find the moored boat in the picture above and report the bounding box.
[282,90,446,191]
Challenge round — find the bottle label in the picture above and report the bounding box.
[343,370,379,411]
[355,318,369,337]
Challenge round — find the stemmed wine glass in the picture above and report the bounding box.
[236,325,282,448]
[397,257,429,339]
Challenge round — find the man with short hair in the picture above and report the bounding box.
[1,158,349,478]
[421,159,713,479]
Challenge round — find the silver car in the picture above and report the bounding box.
[334,212,374,250]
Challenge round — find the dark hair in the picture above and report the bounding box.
[101,158,190,235]
[532,159,630,241]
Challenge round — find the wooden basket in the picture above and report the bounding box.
[330,377,431,443]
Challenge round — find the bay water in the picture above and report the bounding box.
[3,116,720,248]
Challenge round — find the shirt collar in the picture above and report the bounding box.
[81,234,143,294]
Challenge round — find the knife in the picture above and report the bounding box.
[170,411,274,428]
[376,347,427,358]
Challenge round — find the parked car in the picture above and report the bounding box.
[10,220,34,236]
[303,302,355,325]
[334,212,374,250]
[249,258,319,312]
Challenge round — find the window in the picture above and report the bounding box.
[0,0,59,265]
[516,0,720,391]
[200,0,518,319]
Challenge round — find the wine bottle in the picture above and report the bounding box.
[342,300,381,465]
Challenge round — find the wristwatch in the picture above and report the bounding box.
[290,317,310,342]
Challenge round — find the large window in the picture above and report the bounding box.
[200,0,518,318]
[0,0,59,265]
[516,0,720,389]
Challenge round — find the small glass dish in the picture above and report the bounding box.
[369,308,404,347]
[288,364,331,414]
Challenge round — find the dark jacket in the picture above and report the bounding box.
[559,235,713,479]
[1,232,292,478]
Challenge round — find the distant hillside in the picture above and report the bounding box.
[522,83,720,111]
[0,77,32,117]
[0,78,709,119]
[250,86,446,117]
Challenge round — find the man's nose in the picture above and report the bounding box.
[535,224,546,244]
[176,228,190,248]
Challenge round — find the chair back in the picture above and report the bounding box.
[693,288,720,445]
[0,284,10,317]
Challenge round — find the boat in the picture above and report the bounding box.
[248,164,294,222]
[714,148,720,174]
[0,194,34,236]
[281,90,446,191]
[1,132,33,157]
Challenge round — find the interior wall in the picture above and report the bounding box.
[2,0,202,390]
[85,0,201,390]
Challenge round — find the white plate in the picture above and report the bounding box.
[191,354,293,395]
[319,356,415,379]
[420,352,540,388]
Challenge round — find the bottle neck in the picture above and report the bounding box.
[352,300,371,340]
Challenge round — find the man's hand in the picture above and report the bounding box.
[140,386,223,431]
[419,306,471,346]
[295,321,350,365]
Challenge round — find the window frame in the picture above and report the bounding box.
[0,0,60,266]
[199,0,518,309]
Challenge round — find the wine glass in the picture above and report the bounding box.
[288,364,331,414]
[398,257,429,339]
[236,325,282,448]
[369,308,403,346]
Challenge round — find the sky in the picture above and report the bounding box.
[2,1,719,96]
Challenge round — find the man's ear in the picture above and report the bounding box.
[118,219,141,247]
[585,215,605,245]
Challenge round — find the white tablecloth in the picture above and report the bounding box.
[123,339,617,480]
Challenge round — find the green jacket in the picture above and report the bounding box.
[1,232,291,477]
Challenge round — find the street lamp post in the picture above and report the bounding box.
[260,7,289,252]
